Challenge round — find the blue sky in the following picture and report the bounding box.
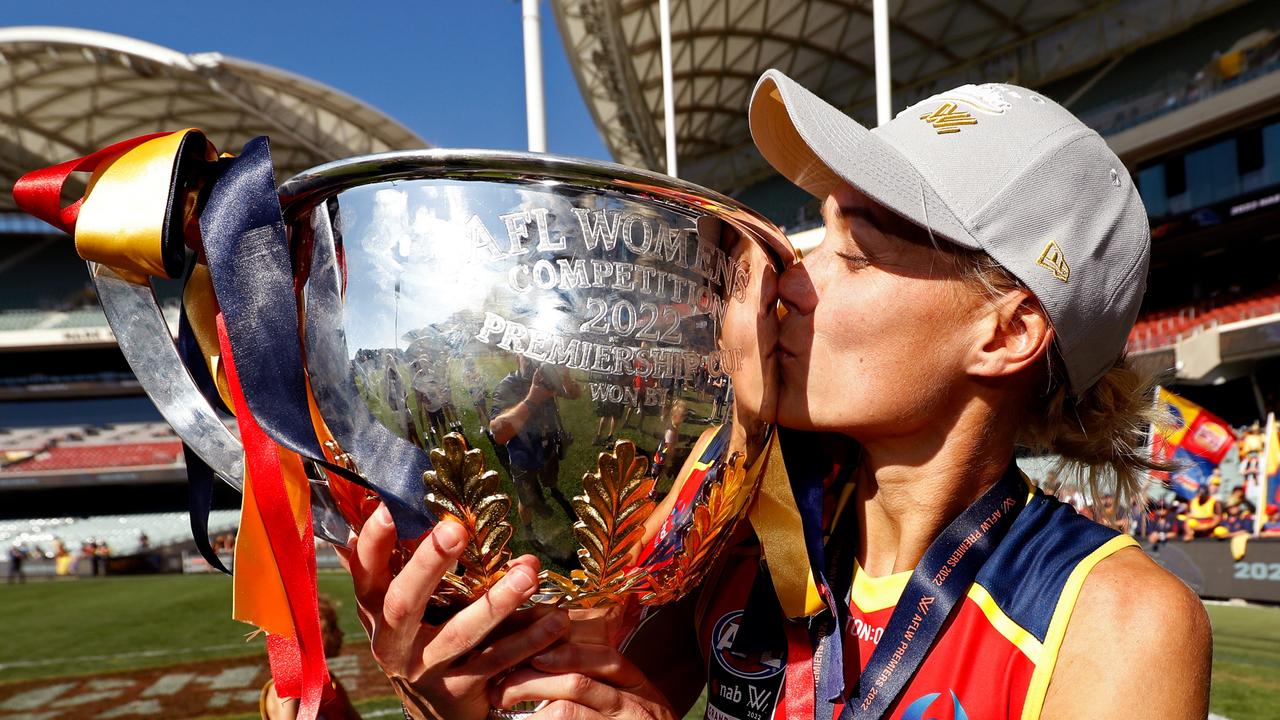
[4,0,612,160]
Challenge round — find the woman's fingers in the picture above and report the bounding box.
[424,563,541,670]
[529,701,606,720]
[507,553,541,572]
[380,519,467,629]
[351,504,398,607]
[529,643,641,687]
[492,669,623,716]
[462,608,569,678]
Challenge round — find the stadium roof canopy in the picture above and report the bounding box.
[554,0,1246,193]
[0,26,428,212]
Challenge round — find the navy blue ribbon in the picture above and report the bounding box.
[182,443,231,574]
[840,460,1026,719]
[198,137,431,539]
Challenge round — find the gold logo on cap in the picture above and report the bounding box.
[1037,241,1070,283]
[919,103,978,134]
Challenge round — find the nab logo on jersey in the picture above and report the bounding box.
[711,610,785,680]
[901,690,970,720]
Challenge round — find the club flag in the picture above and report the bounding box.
[1152,389,1237,500]
[1266,415,1280,507]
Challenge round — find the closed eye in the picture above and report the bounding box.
[835,251,871,269]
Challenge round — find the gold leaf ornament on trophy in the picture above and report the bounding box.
[422,433,513,605]
[567,439,656,605]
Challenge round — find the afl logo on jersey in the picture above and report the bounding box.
[711,610,785,680]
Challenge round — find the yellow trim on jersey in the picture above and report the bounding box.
[850,562,1045,662]
[850,561,911,613]
[968,582,1043,664]
[1020,534,1139,720]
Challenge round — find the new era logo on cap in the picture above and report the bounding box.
[1036,241,1070,283]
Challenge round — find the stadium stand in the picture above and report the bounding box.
[0,28,431,545]
[1128,283,1280,353]
[0,509,241,558]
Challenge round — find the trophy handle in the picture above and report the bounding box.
[90,261,351,546]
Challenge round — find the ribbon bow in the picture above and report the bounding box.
[13,129,431,720]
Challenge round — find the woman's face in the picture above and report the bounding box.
[776,185,987,438]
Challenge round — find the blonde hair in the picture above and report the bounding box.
[951,250,1163,513]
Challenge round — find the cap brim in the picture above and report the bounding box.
[749,69,979,250]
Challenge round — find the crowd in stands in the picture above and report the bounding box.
[1037,420,1280,548]
[0,510,240,579]
[1039,474,1280,550]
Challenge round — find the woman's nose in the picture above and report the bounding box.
[778,254,820,316]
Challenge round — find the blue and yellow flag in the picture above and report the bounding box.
[1152,389,1237,500]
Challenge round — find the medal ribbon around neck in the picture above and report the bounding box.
[13,130,440,720]
[815,460,1028,719]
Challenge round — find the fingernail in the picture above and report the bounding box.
[434,520,467,552]
[506,567,536,593]
[374,504,393,527]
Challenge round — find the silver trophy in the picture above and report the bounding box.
[92,149,793,715]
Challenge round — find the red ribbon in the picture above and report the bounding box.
[217,313,328,718]
[784,621,818,718]
[12,132,171,233]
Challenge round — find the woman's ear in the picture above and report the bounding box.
[966,289,1054,380]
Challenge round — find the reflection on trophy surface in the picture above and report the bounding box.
[280,152,793,619]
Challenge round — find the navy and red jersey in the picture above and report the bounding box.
[638,424,731,568]
[694,482,1135,720]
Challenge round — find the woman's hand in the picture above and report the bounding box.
[491,641,678,720]
[337,503,570,720]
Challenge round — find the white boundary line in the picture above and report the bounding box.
[0,643,247,671]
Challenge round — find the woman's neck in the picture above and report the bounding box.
[852,402,1016,577]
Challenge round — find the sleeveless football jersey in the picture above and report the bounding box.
[696,489,1137,720]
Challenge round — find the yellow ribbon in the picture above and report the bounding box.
[181,265,234,411]
[748,432,825,618]
[75,129,213,282]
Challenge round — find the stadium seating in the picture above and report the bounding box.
[1127,283,1280,353]
[0,303,181,335]
[0,509,240,557]
[0,421,184,477]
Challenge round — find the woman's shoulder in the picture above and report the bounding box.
[1073,546,1208,636]
[1040,546,1211,718]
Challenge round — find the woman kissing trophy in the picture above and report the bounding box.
[14,132,795,719]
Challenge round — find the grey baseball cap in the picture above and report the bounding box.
[749,69,1150,394]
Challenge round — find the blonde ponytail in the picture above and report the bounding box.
[1018,356,1163,513]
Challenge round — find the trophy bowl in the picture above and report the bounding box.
[277,150,794,615]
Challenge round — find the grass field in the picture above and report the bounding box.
[0,573,1274,719]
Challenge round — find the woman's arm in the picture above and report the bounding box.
[1040,547,1211,719]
